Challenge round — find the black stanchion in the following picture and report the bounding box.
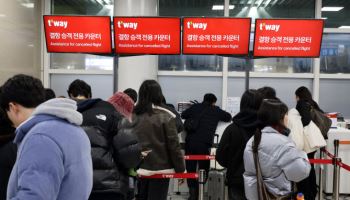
[333,140,340,200]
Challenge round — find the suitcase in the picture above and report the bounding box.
[207,170,226,200]
[207,134,226,200]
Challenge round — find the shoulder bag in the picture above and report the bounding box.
[253,150,291,200]
[310,107,331,140]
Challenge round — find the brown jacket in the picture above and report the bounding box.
[119,106,185,175]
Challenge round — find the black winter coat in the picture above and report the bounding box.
[0,135,16,200]
[216,109,259,187]
[181,103,231,145]
[78,99,141,199]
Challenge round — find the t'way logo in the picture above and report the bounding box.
[48,19,68,29]
[187,21,207,30]
[117,21,138,30]
[259,23,280,32]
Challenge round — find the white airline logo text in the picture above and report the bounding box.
[48,19,68,29]
[259,23,280,32]
[187,21,207,30]
[117,21,138,30]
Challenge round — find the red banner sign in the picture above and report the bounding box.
[43,16,112,53]
[182,18,251,55]
[253,19,324,57]
[114,17,181,54]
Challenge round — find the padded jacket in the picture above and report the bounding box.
[243,127,311,200]
[119,105,185,176]
[78,99,141,198]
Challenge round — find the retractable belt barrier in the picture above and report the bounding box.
[139,147,349,200]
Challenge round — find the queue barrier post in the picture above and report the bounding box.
[318,148,324,200]
[198,169,206,200]
[332,140,340,200]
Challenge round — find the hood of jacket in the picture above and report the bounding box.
[77,98,102,113]
[15,98,82,144]
[232,109,259,130]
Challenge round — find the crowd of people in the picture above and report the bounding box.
[0,74,328,200]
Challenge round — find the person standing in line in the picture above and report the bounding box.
[1,74,93,200]
[216,89,262,200]
[123,88,138,104]
[0,99,16,200]
[243,99,310,200]
[294,86,324,200]
[119,80,185,200]
[67,80,141,200]
[181,93,231,200]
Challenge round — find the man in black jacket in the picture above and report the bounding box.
[181,93,231,200]
[216,89,262,200]
[68,80,141,200]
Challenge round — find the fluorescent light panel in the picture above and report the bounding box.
[339,26,350,29]
[212,5,235,10]
[21,3,34,8]
[321,7,344,11]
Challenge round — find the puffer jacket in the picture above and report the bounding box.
[243,127,311,200]
[119,105,185,176]
[78,99,141,198]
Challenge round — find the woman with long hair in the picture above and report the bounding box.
[121,80,185,200]
[216,89,262,200]
[243,99,310,200]
[294,86,324,199]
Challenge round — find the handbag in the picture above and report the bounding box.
[303,121,327,153]
[310,107,331,140]
[184,107,207,132]
[253,151,291,200]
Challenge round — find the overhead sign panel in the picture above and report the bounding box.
[114,17,181,54]
[253,19,324,57]
[43,15,112,53]
[182,18,251,55]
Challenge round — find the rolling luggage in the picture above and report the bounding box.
[207,134,226,200]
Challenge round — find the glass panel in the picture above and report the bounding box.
[229,0,315,19]
[320,79,350,118]
[158,76,223,108]
[320,34,350,73]
[228,57,312,73]
[159,55,223,71]
[50,74,113,99]
[158,0,224,71]
[50,0,114,70]
[322,0,350,28]
[159,0,224,17]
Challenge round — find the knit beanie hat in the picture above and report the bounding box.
[108,92,134,121]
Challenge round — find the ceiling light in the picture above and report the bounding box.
[0,14,6,17]
[339,26,350,29]
[321,7,344,11]
[21,3,34,8]
[212,5,235,10]
[321,17,328,20]
[212,5,224,10]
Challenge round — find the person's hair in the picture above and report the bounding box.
[123,88,137,103]
[134,80,163,115]
[295,86,313,102]
[258,86,277,99]
[252,99,288,153]
[0,74,45,111]
[203,93,217,104]
[240,89,263,111]
[44,88,56,101]
[295,86,320,110]
[67,79,91,99]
